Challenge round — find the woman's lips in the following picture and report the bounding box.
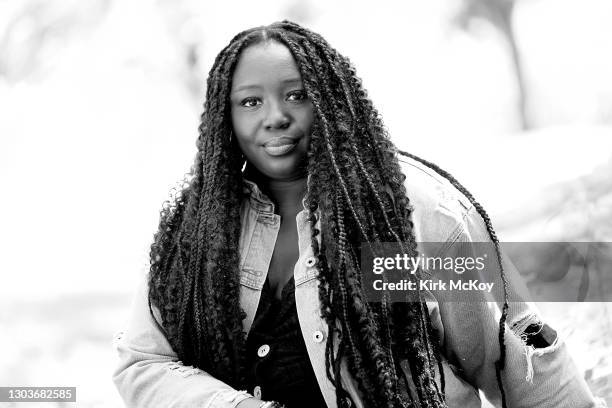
[263,137,298,156]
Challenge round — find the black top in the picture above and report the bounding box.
[245,275,328,408]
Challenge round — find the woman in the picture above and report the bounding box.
[112,21,603,408]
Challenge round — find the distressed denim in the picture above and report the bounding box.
[112,156,605,408]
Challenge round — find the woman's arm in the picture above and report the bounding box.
[434,206,605,408]
[112,273,255,408]
[398,154,605,407]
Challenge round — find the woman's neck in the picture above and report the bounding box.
[245,167,307,216]
[264,177,307,215]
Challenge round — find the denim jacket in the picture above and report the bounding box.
[112,156,604,408]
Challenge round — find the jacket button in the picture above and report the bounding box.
[312,330,325,343]
[257,344,270,357]
[305,256,316,267]
[254,385,262,399]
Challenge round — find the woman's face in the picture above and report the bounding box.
[230,40,314,181]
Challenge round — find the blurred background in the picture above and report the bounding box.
[0,0,610,406]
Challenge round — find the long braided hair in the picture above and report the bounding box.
[148,20,510,408]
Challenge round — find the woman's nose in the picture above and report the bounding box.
[263,100,290,130]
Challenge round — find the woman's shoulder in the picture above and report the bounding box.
[395,154,474,243]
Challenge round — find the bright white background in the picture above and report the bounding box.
[0,0,611,406]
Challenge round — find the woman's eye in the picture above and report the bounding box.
[287,90,307,102]
[240,97,261,108]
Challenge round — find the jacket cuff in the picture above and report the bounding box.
[205,389,254,408]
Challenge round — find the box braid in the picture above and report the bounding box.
[148,30,264,387]
[147,20,509,408]
[294,29,449,404]
[274,23,447,407]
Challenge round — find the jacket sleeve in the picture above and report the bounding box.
[112,273,253,408]
[431,205,606,408]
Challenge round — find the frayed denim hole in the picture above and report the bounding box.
[523,323,558,349]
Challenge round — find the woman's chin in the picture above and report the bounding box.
[246,152,307,181]
[260,162,307,181]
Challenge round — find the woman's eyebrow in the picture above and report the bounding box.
[232,78,303,94]
[281,77,302,85]
[232,84,261,93]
